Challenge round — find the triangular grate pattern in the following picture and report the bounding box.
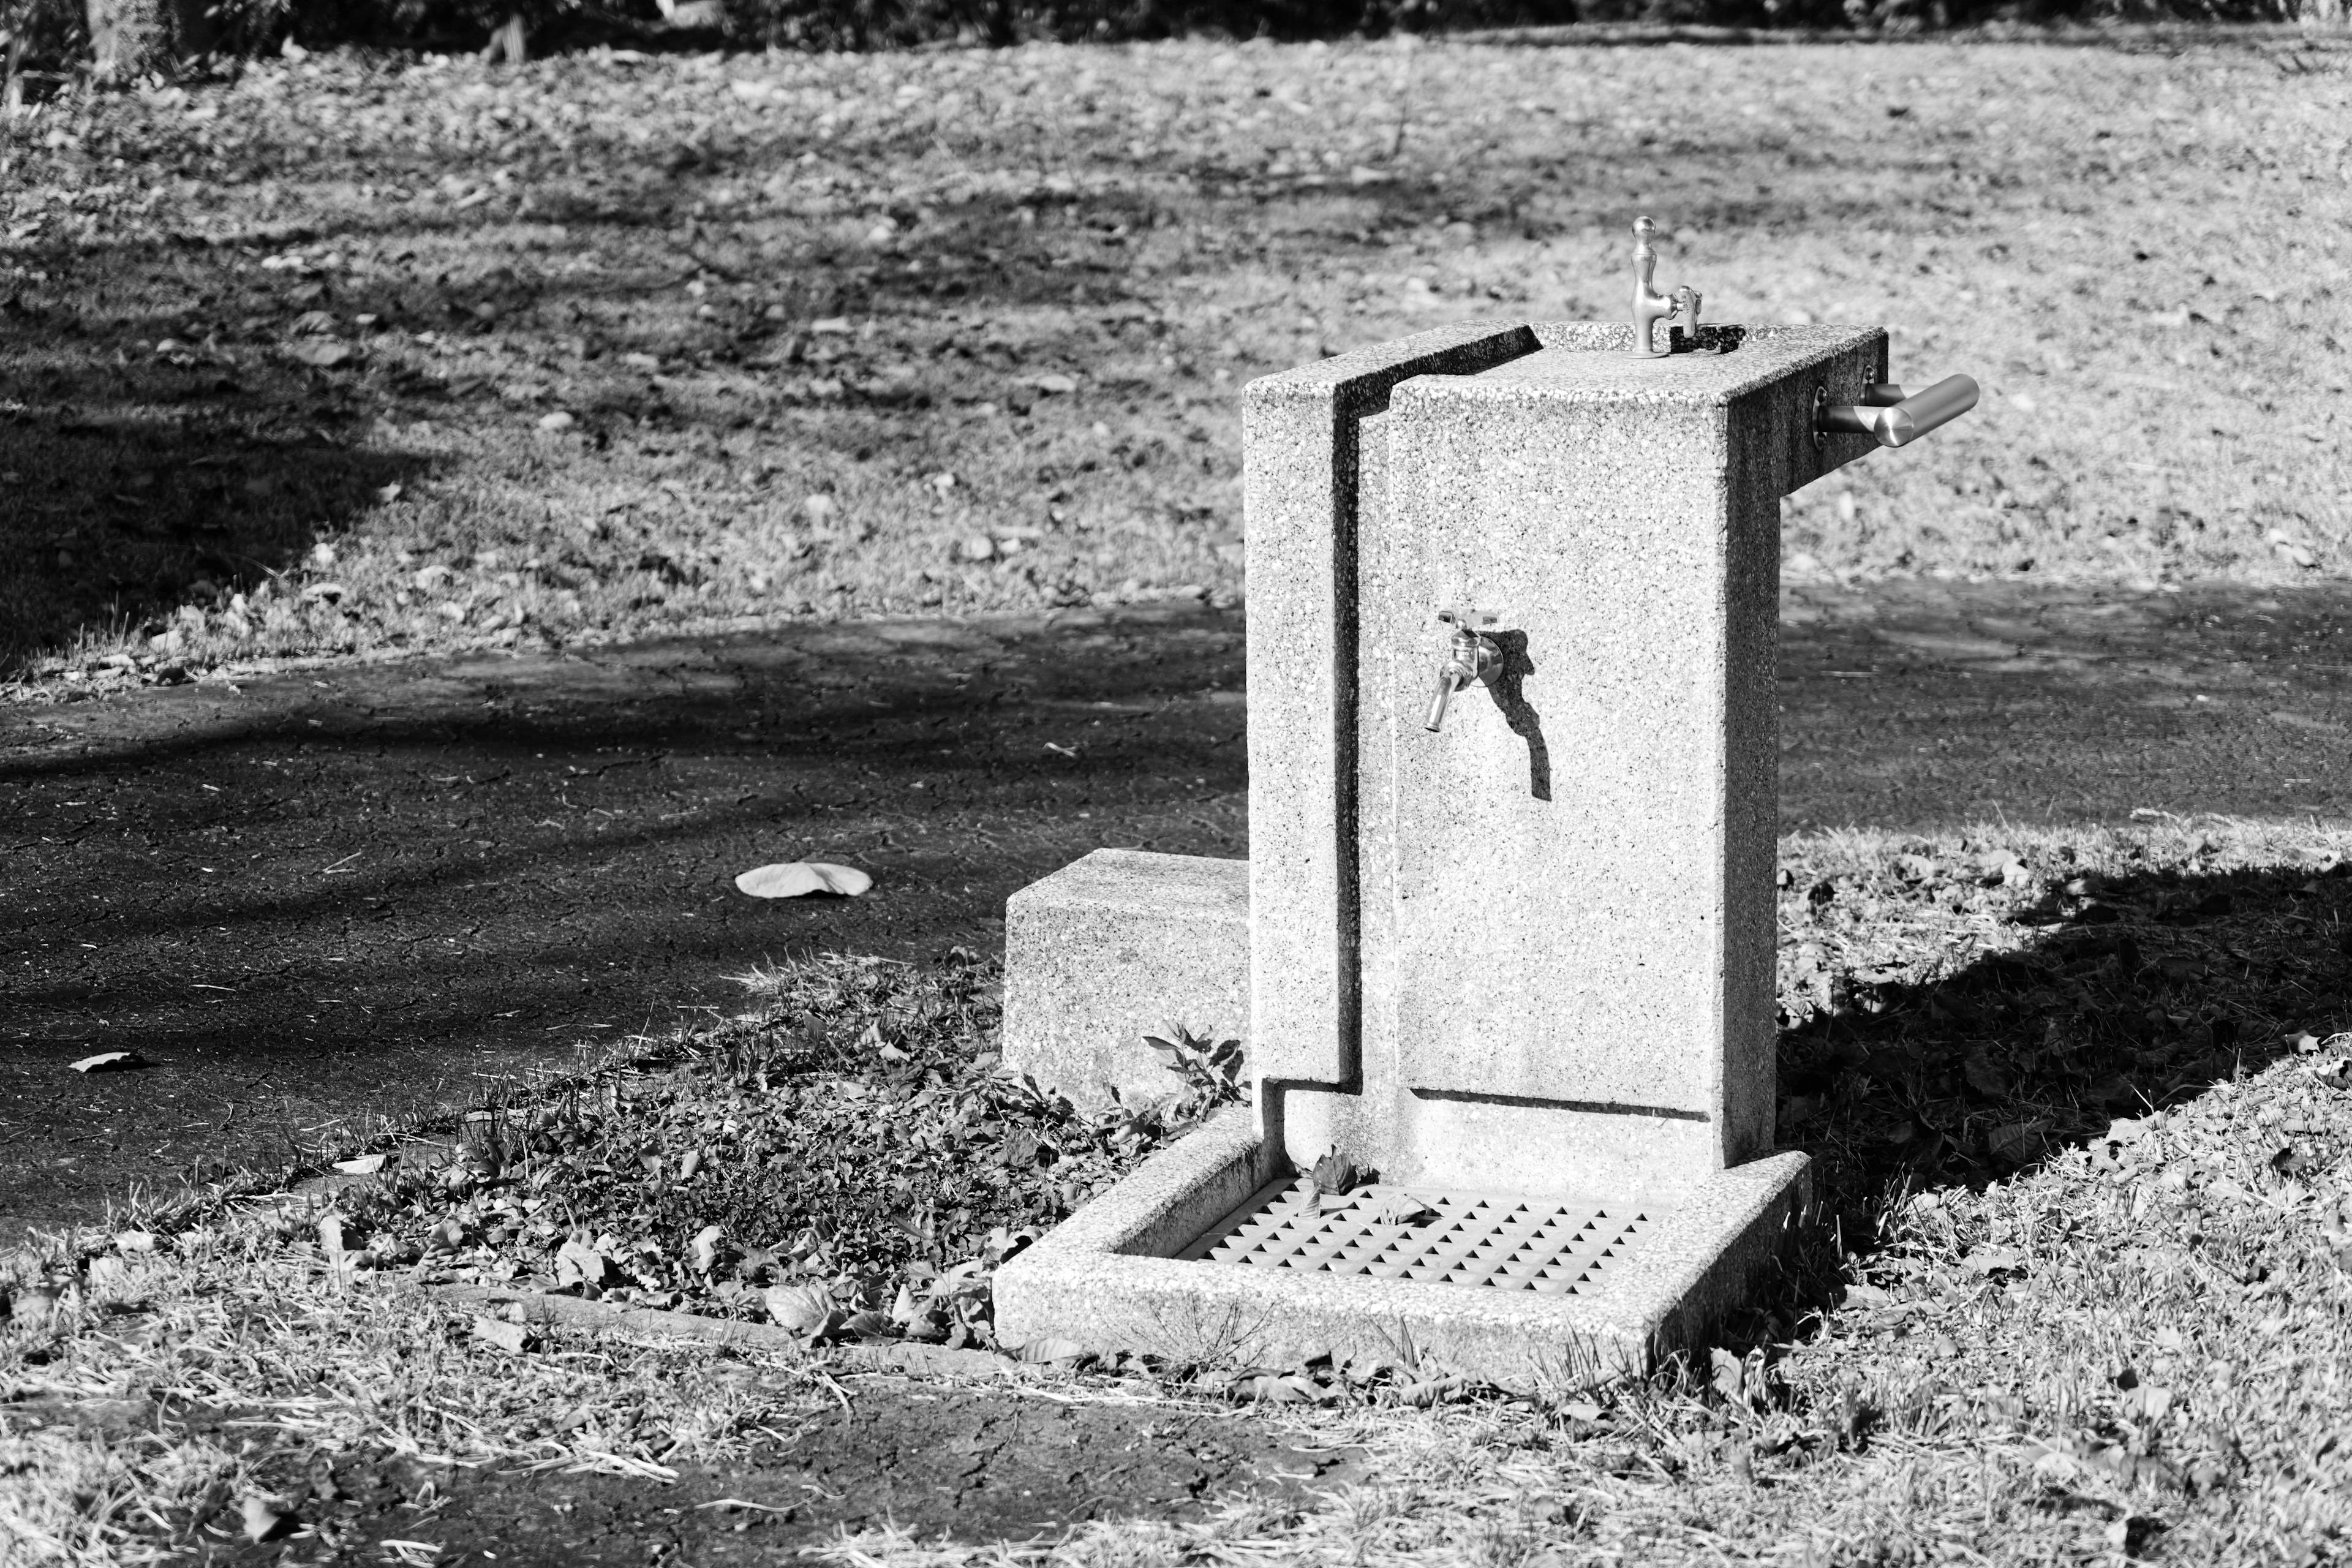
[1176,1174,1657,1297]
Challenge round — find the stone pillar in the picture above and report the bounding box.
[1261,323,1886,1199]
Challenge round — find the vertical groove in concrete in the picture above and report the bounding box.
[1242,323,1542,1090]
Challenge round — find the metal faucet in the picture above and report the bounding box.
[1629,216,1700,358]
[1424,612,1501,733]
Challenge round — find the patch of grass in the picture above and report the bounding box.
[10,820,2352,1560]
[3,31,2347,694]
[292,951,1238,1348]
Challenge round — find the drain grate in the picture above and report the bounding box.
[1178,1174,1657,1296]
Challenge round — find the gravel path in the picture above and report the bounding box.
[6,582,2349,1240]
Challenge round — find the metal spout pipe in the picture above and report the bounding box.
[1816,374,1980,449]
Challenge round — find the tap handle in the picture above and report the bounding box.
[1815,374,1979,450]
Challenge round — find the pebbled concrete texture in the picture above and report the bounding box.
[1241,320,1541,1091]
[9,581,2352,1237]
[995,1107,1812,1385]
[1001,848,1248,1108]
[1371,325,1882,1178]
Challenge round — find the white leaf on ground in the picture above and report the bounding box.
[471,1315,532,1354]
[556,1238,612,1287]
[333,1153,387,1175]
[239,1496,295,1544]
[734,862,872,899]
[763,1282,832,1332]
[1964,1246,2026,1277]
[70,1051,145,1073]
[10,1287,61,1327]
[690,1224,725,1272]
[285,340,356,369]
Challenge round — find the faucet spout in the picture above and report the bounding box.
[1424,619,1501,734]
[1425,668,1462,733]
[1629,217,1701,358]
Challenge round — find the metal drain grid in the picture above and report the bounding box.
[1176,1175,1657,1297]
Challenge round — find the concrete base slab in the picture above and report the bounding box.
[1000,849,1250,1109]
[995,1109,1811,1388]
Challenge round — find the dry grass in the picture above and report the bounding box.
[2,29,2348,695]
[10,818,2352,1562]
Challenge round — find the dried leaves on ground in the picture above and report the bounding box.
[287,952,1240,1352]
[10,823,2352,1562]
[4,32,2348,691]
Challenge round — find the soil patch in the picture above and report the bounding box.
[132,1382,1358,1564]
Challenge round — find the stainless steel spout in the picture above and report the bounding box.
[1425,618,1501,733]
[1815,374,1980,449]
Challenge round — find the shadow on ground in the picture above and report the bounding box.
[4,580,2351,1240]
[0,341,436,673]
[1781,862,2349,1223]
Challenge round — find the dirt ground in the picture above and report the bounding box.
[8,1370,1358,1562]
[7,581,2352,1239]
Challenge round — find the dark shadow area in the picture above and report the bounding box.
[0,608,1247,1235]
[1774,856,2351,1273]
[1484,628,1550,802]
[0,331,437,674]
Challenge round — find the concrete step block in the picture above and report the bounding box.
[1001,848,1249,1108]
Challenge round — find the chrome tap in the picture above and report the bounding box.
[1424,611,1501,733]
[1629,216,1700,358]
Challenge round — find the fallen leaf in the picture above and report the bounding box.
[238,1496,296,1544]
[734,862,873,899]
[70,1051,146,1073]
[842,1309,894,1339]
[10,1287,61,1326]
[1311,1148,1359,1197]
[1964,1246,2026,1278]
[690,1224,725,1273]
[1985,1120,2048,1166]
[1370,1189,1436,1227]
[763,1281,832,1333]
[1017,1335,1087,1364]
[333,1153,387,1175]
[1962,1050,2010,1098]
[471,1314,532,1354]
[284,339,356,368]
[556,1238,613,1288]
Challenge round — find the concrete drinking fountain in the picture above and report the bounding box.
[995,220,1979,1385]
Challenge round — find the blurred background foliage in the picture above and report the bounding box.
[1,0,2339,88]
